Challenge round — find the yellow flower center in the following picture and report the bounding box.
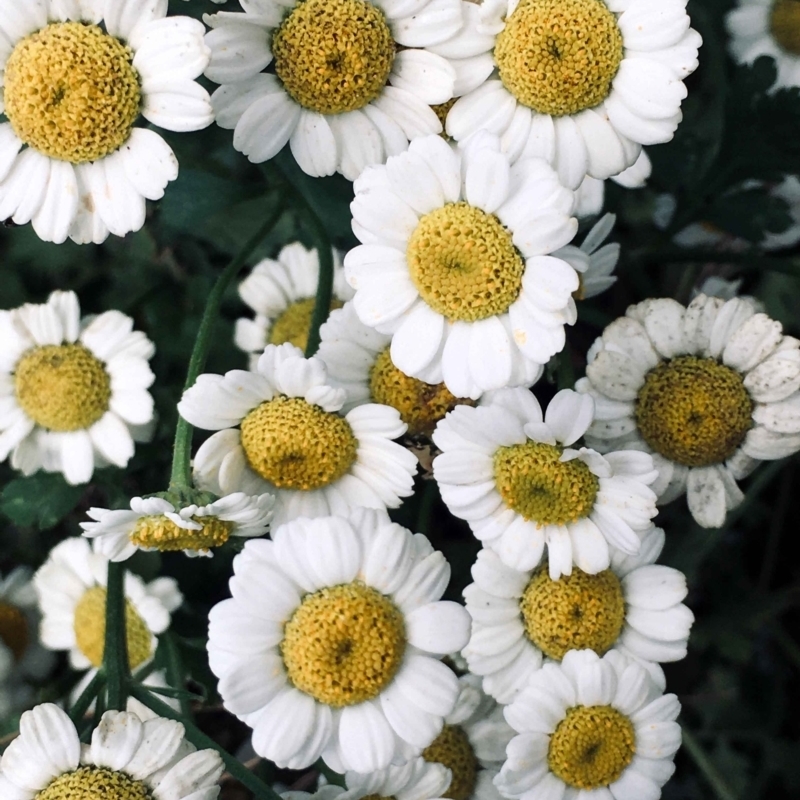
[494,0,623,117]
[547,705,635,789]
[268,297,344,352]
[635,355,754,467]
[493,442,599,526]
[129,514,234,554]
[14,344,111,432]
[407,203,525,322]
[422,725,479,800]
[272,0,396,115]
[73,587,153,670]
[771,0,800,54]
[240,396,358,490]
[520,567,625,660]
[0,601,29,662]
[35,766,152,800]
[369,348,471,436]
[4,22,141,164]
[281,582,406,707]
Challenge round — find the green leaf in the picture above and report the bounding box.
[0,473,85,530]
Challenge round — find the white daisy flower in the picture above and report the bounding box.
[235,243,353,368]
[318,302,474,437]
[495,649,681,800]
[203,0,464,180]
[575,150,652,218]
[0,0,213,245]
[345,133,581,401]
[207,509,471,773]
[0,703,223,800]
[80,491,275,562]
[33,537,182,678]
[577,294,800,527]
[436,0,700,189]
[0,290,156,486]
[179,342,418,527]
[553,213,620,301]
[462,525,693,704]
[432,388,659,579]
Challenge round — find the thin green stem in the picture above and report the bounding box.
[163,632,191,717]
[681,728,739,800]
[68,671,105,726]
[169,199,283,490]
[130,686,282,800]
[103,561,129,712]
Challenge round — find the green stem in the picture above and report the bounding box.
[68,671,105,726]
[682,728,739,800]
[169,199,284,490]
[103,561,129,712]
[129,686,283,800]
[163,632,191,717]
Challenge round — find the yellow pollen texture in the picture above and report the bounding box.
[4,22,141,164]
[493,442,599,527]
[636,355,754,467]
[73,587,153,670]
[771,0,800,54]
[520,567,625,660]
[407,203,526,322]
[268,297,344,352]
[547,705,635,789]
[369,348,471,436]
[272,0,396,115]
[0,601,29,662]
[35,766,152,800]
[422,725,479,800]
[494,0,623,117]
[14,344,111,432]
[130,514,233,554]
[281,581,406,707]
[240,396,358,490]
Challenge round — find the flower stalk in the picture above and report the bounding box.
[103,560,129,712]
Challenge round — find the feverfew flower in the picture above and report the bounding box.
[0,0,213,244]
[433,388,659,578]
[577,295,800,526]
[345,133,580,400]
[0,291,155,485]
[207,509,471,773]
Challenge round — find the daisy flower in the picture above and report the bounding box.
[179,343,418,527]
[462,526,693,704]
[0,290,155,485]
[206,509,471,773]
[235,243,352,368]
[577,294,800,527]
[0,0,213,244]
[33,537,182,678]
[80,491,275,561]
[495,649,681,800]
[438,0,700,189]
[203,0,464,180]
[318,302,474,437]
[0,703,222,800]
[432,388,659,578]
[553,214,620,301]
[345,133,580,401]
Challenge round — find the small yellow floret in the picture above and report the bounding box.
[422,725,479,800]
[14,344,111,432]
[272,0,395,115]
[4,22,141,164]
[771,0,800,54]
[130,514,233,554]
[547,705,635,789]
[407,203,525,322]
[281,582,406,707]
[35,766,152,800]
[0,601,29,662]
[268,297,344,352]
[494,0,623,117]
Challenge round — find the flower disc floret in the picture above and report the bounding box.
[272,0,396,115]
[0,601,29,662]
[281,581,406,707]
[422,725,478,800]
[240,397,358,490]
[4,22,141,164]
[547,705,635,789]
[130,515,234,553]
[493,442,600,526]
[771,0,800,54]
[636,355,754,467]
[35,766,152,800]
[14,343,112,432]
[407,202,525,322]
[494,0,624,117]
[520,567,625,660]
[269,298,344,351]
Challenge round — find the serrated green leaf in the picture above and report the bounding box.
[0,473,84,530]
